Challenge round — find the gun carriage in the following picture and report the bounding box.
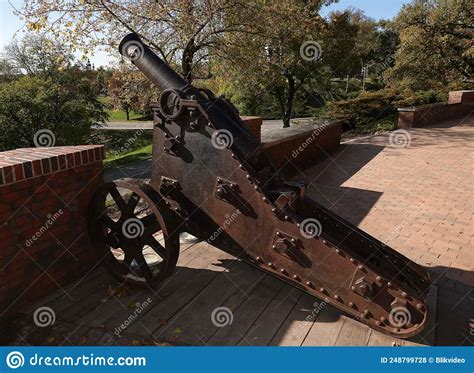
[88,33,430,338]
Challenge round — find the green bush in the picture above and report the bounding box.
[319,88,446,130]
[0,73,107,151]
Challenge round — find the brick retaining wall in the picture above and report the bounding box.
[0,146,104,316]
[398,90,474,129]
[262,121,342,174]
[241,116,262,142]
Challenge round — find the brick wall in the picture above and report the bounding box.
[0,145,104,317]
[398,90,474,129]
[262,121,342,174]
[241,116,263,142]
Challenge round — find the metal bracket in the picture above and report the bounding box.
[271,231,311,268]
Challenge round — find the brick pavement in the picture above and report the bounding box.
[295,117,473,345]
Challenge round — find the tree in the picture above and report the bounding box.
[107,65,156,121]
[385,0,473,90]
[219,1,331,127]
[0,71,107,151]
[18,0,266,83]
[3,33,74,77]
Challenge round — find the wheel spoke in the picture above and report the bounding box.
[104,232,119,248]
[109,187,127,213]
[126,193,141,215]
[140,214,161,239]
[100,215,118,231]
[135,251,154,283]
[146,237,167,259]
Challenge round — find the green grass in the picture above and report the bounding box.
[90,129,154,168]
[98,96,151,122]
[104,144,153,169]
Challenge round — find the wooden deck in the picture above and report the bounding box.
[9,240,434,346]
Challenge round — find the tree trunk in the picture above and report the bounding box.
[182,38,195,83]
[125,107,130,121]
[283,75,295,128]
[345,74,350,94]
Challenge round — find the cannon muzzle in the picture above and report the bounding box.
[119,33,188,92]
[119,32,262,161]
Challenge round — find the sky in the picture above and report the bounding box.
[0,0,411,68]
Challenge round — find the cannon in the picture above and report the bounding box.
[88,33,430,339]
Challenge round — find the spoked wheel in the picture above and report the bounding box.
[88,179,180,287]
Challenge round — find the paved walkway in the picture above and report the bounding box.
[9,117,473,346]
[297,117,474,345]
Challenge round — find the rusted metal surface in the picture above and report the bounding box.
[89,33,431,339]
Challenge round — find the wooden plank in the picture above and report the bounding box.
[269,293,321,346]
[153,259,265,345]
[123,243,236,337]
[302,305,344,346]
[75,240,207,330]
[334,317,371,346]
[367,330,423,346]
[207,274,284,346]
[238,284,303,346]
[26,268,106,313]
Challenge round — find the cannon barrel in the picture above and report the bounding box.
[119,33,261,161]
